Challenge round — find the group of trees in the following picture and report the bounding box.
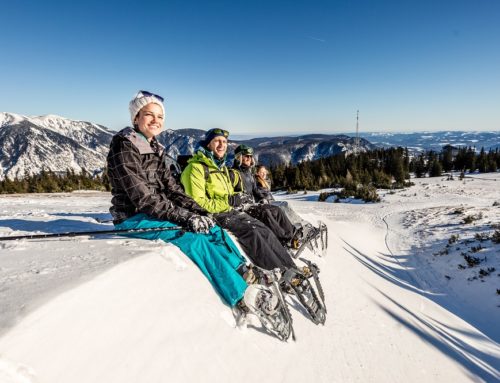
[0,146,498,195]
[0,169,109,194]
[410,146,499,178]
[268,146,500,193]
[269,147,412,192]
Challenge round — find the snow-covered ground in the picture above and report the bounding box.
[0,174,498,383]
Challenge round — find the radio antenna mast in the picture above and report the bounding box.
[354,110,360,155]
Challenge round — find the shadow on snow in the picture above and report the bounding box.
[341,239,500,382]
[0,217,114,238]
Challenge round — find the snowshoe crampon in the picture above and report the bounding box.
[299,259,327,314]
[291,221,328,259]
[282,267,327,325]
[243,281,295,342]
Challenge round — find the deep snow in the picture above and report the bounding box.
[0,174,499,382]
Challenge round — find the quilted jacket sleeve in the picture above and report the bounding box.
[160,167,208,215]
[107,138,194,225]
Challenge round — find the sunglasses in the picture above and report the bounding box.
[210,128,229,138]
[135,90,164,103]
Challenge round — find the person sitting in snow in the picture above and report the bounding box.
[180,129,299,271]
[254,164,274,203]
[180,129,326,325]
[254,162,327,248]
[230,144,301,249]
[106,91,291,340]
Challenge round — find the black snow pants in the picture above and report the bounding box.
[245,204,296,245]
[214,210,296,271]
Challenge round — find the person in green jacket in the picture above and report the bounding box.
[181,128,327,326]
[181,128,298,272]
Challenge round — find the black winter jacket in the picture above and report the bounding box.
[231,164,267,202]
[254,175,274,202]
[107,127,206,224]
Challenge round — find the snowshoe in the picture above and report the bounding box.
[298,259,326,313]
[290,221,328,258]
[281,267,327,325]
[242,282,294,342]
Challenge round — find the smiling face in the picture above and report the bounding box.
[134,103,164,140]
[256,166,268,179]
[206,136,228,159]
[241,154,253,167]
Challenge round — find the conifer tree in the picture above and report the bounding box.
[429,159,442,177]
[477,147,488,173]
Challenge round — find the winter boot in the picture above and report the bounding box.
[237,264,258,284]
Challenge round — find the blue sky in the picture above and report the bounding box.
[1,0,499,135]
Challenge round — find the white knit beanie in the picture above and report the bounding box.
[129,90,165,125]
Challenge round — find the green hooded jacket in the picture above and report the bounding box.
[181,150,235,213]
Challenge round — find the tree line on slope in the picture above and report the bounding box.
[0,169,110,194]
[0,146,497,195]
[268,146,499,201]
[411,146,498,178]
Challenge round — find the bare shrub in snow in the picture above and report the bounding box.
[492,230,500,244]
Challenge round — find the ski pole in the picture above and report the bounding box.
[0,226,184,242]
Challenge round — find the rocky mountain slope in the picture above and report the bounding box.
[0,115,374,179]
[0,113,113,180]
[159,129,375,166]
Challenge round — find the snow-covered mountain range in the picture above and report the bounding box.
[160,129,376,167]
[1,112,498,180]
[0,113,375,179]
[0,113,114,180]
[227,133,376,166]
[359,131,500,152]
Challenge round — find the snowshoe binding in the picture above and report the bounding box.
[281,267,327,325]
[242,280,294,342]
[290,221,328,258]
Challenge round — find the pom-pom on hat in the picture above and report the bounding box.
[129,90,165,125]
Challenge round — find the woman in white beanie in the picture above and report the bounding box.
[106,91,291,340]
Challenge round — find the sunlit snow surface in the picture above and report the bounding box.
[0,175,499,383]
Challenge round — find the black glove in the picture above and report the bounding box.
[186,215,216,234]
[229,193,254,210]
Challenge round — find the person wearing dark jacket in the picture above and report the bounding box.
[106,91,280,313]
[254,164,274,202]
[231,145,298,247]
[181,128,326,325]
[254,164,327,254]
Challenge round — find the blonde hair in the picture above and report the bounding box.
[255,165,270,189]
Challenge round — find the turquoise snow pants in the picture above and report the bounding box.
[115,213,247,307]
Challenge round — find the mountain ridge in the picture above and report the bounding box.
[0,112,114,180]
[1,112,498,180]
